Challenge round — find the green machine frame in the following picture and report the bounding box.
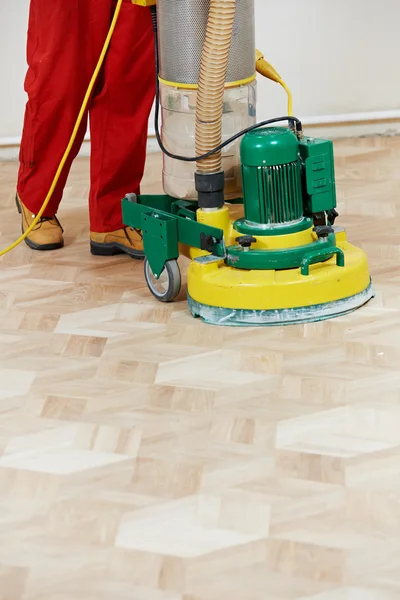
[122,193,226,279]
[122,132,343,287]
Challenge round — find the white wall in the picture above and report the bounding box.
[1,0,400,154]
[256,0,400,118]
[0,0,30,142]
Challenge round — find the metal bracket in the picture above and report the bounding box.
[121,194,225,277]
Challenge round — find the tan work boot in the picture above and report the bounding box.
[90,227,144,259]
[16,194,64,251]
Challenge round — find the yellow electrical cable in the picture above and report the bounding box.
[279,80,293,117]
[255,50,293,117]
[0,0,123,257]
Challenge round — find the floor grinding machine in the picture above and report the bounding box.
[123,0,374,326]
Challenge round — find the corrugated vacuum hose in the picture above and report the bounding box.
[151,3,301,167]
[195,0,236,175]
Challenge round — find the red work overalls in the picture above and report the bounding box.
[17,0,155,232]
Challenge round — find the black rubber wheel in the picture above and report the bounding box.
[144,258,181,303]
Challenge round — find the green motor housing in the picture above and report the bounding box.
[237,127,337,236]
[298,136,337,216]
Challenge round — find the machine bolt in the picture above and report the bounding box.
[236,235,257,250]
[313,226,334,239]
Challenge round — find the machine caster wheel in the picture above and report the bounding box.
[144,258,181,303]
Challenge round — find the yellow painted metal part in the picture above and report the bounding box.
[178,208,232,261]
[197,207,231,242]
[197,207,318,249]
[158,74,257,91]
[131,0,156,6]
[250,228,317,249]
[179,243,207,261]
[187,229,371,311]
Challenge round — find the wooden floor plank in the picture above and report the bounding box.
[0,138,400,599]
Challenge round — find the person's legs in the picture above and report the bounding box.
[88,0,155,256]
[16,0,112,248]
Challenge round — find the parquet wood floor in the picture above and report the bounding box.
[0,136,400,599]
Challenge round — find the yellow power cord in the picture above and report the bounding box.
[255,50,293,116]
[0,0,123,257]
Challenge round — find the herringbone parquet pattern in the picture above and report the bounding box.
[0,136,400,599]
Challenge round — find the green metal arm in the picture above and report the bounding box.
[300,246,345,276]
[121,195,225,279]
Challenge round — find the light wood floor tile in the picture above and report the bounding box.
[1,137,400,598]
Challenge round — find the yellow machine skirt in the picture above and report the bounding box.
[186,229,374,326]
